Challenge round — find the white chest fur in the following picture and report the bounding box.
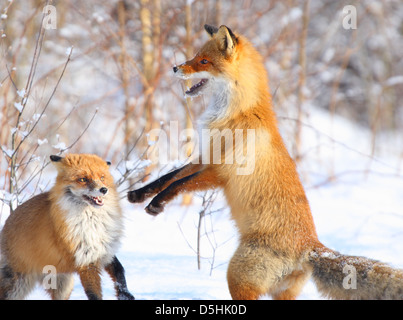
[197,79,232,157]
[199,79,232,126]
[58,198,123,267]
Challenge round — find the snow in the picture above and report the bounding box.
[281,7,302,26]
[13,102,23,113]
[65,46,73,56]
[385,76,403,87]
[16,88,26,98]
[52,142,67,151]
[9,105,402,300]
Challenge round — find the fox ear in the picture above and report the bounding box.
[50,155,63,162]
[204,24,219,38]
[216,25,237,56]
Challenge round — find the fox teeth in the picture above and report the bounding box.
[186,79,208,94]
[83,195,104,206]
[92,196,103,205]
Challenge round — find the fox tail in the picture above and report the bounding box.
[309,246,403,300]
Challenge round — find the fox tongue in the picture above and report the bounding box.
[84,195,104,206]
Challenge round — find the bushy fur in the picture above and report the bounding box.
[0,154,134,300]
[128,25,403,300]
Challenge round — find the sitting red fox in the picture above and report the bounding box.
[0,154,134,300]
[128,25,403,299]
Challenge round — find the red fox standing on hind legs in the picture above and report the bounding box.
[128,24,403,299]
[0,154,134,300]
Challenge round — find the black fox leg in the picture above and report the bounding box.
[128,163,202,203]
[145,167,222,215]
[105,256,135,300]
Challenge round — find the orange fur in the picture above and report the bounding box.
[0,154,134,300]
[131,25,320,299]
[128,25,403,300]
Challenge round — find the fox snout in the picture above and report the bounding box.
[173,64,186,78]
[67,183,110,207]
[87,180,108,196]
[81,185,108,207]
[90,184,109,197]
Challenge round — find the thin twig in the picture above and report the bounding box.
[13,47,73,156]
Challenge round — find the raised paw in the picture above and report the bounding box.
[127,189,146,203]
[145,202,164,215]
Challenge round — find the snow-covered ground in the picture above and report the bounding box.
[4,106,403,300]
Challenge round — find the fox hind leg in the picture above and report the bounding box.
[227,242,306,300]
[227,275,265,300]
[271,269,311,300]
[227,243,277,300]
[227,259,267,300]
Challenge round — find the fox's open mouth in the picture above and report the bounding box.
[83,195,104,206]
[186,79,208,96]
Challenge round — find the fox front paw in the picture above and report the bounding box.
[145,202,164,216]
[127,189,146,203]
[117,291,135,300]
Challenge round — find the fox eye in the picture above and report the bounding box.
[100,176,105,182]
[78,177,88,183]
[200,59,209,64]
